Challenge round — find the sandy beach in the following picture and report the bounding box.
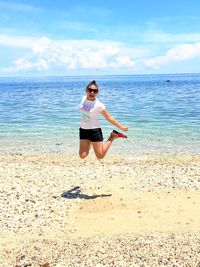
[1,153,200,266]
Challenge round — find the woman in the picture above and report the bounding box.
[79,80,128,159]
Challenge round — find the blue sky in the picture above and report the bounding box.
[0,0,200,76]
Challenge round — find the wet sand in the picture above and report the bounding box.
[0,153,200,266]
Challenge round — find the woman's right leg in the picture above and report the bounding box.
[92,131,120,159]
[79,140,91,159]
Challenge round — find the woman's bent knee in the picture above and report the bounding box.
[79,152,88,159]
[95,154,104,160]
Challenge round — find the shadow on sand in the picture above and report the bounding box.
[61,186,112,200]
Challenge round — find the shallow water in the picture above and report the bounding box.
[0,74,200,155]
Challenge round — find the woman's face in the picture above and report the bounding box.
[86,84,99,101]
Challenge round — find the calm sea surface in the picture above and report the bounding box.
[0,74,200,156]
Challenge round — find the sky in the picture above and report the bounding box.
[0,0,200,77]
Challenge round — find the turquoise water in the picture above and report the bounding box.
[0,74,200,155]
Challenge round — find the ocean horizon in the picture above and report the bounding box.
[0,73,200,156]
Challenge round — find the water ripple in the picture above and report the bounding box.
[0,74,200,154]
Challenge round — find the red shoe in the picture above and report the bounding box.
[113,130,127,138]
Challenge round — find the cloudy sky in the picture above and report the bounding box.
[0,0,200,76]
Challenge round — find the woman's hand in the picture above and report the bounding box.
[121,126,128,132]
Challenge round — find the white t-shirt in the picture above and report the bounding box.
[80,96,106,129]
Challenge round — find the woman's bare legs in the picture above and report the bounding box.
[79,132,125,160]
[79,140,91,159]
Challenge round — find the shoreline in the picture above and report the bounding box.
[1,153,200,266]
[1,134,200,157]
[1,150,200,161]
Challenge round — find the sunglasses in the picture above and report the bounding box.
[87,87,98,93]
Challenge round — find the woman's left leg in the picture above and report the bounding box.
[92,131,118,159]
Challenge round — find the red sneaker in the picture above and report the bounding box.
[113,130,127,138]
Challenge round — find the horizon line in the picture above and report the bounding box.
[0,72,200,79]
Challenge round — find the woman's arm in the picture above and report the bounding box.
[101,109,128,132]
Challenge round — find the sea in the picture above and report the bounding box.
[0,73,200,156]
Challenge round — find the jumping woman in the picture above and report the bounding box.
[79,80,128,160]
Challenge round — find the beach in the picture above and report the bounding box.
[0,74,200,266]
[1,152,200,266]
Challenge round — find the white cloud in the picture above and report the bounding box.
[0,34,36,48]
[3,57,49,72]
[3,34,200,74]
[14,58,34,70]
[144,42,200,69]
[2,36,137,72]
[32,37,51,54]
[109,56,135,68]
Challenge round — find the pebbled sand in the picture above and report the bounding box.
[0,153,200,266]
[70,189,200,237]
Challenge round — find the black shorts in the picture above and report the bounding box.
[79,128,103,142]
